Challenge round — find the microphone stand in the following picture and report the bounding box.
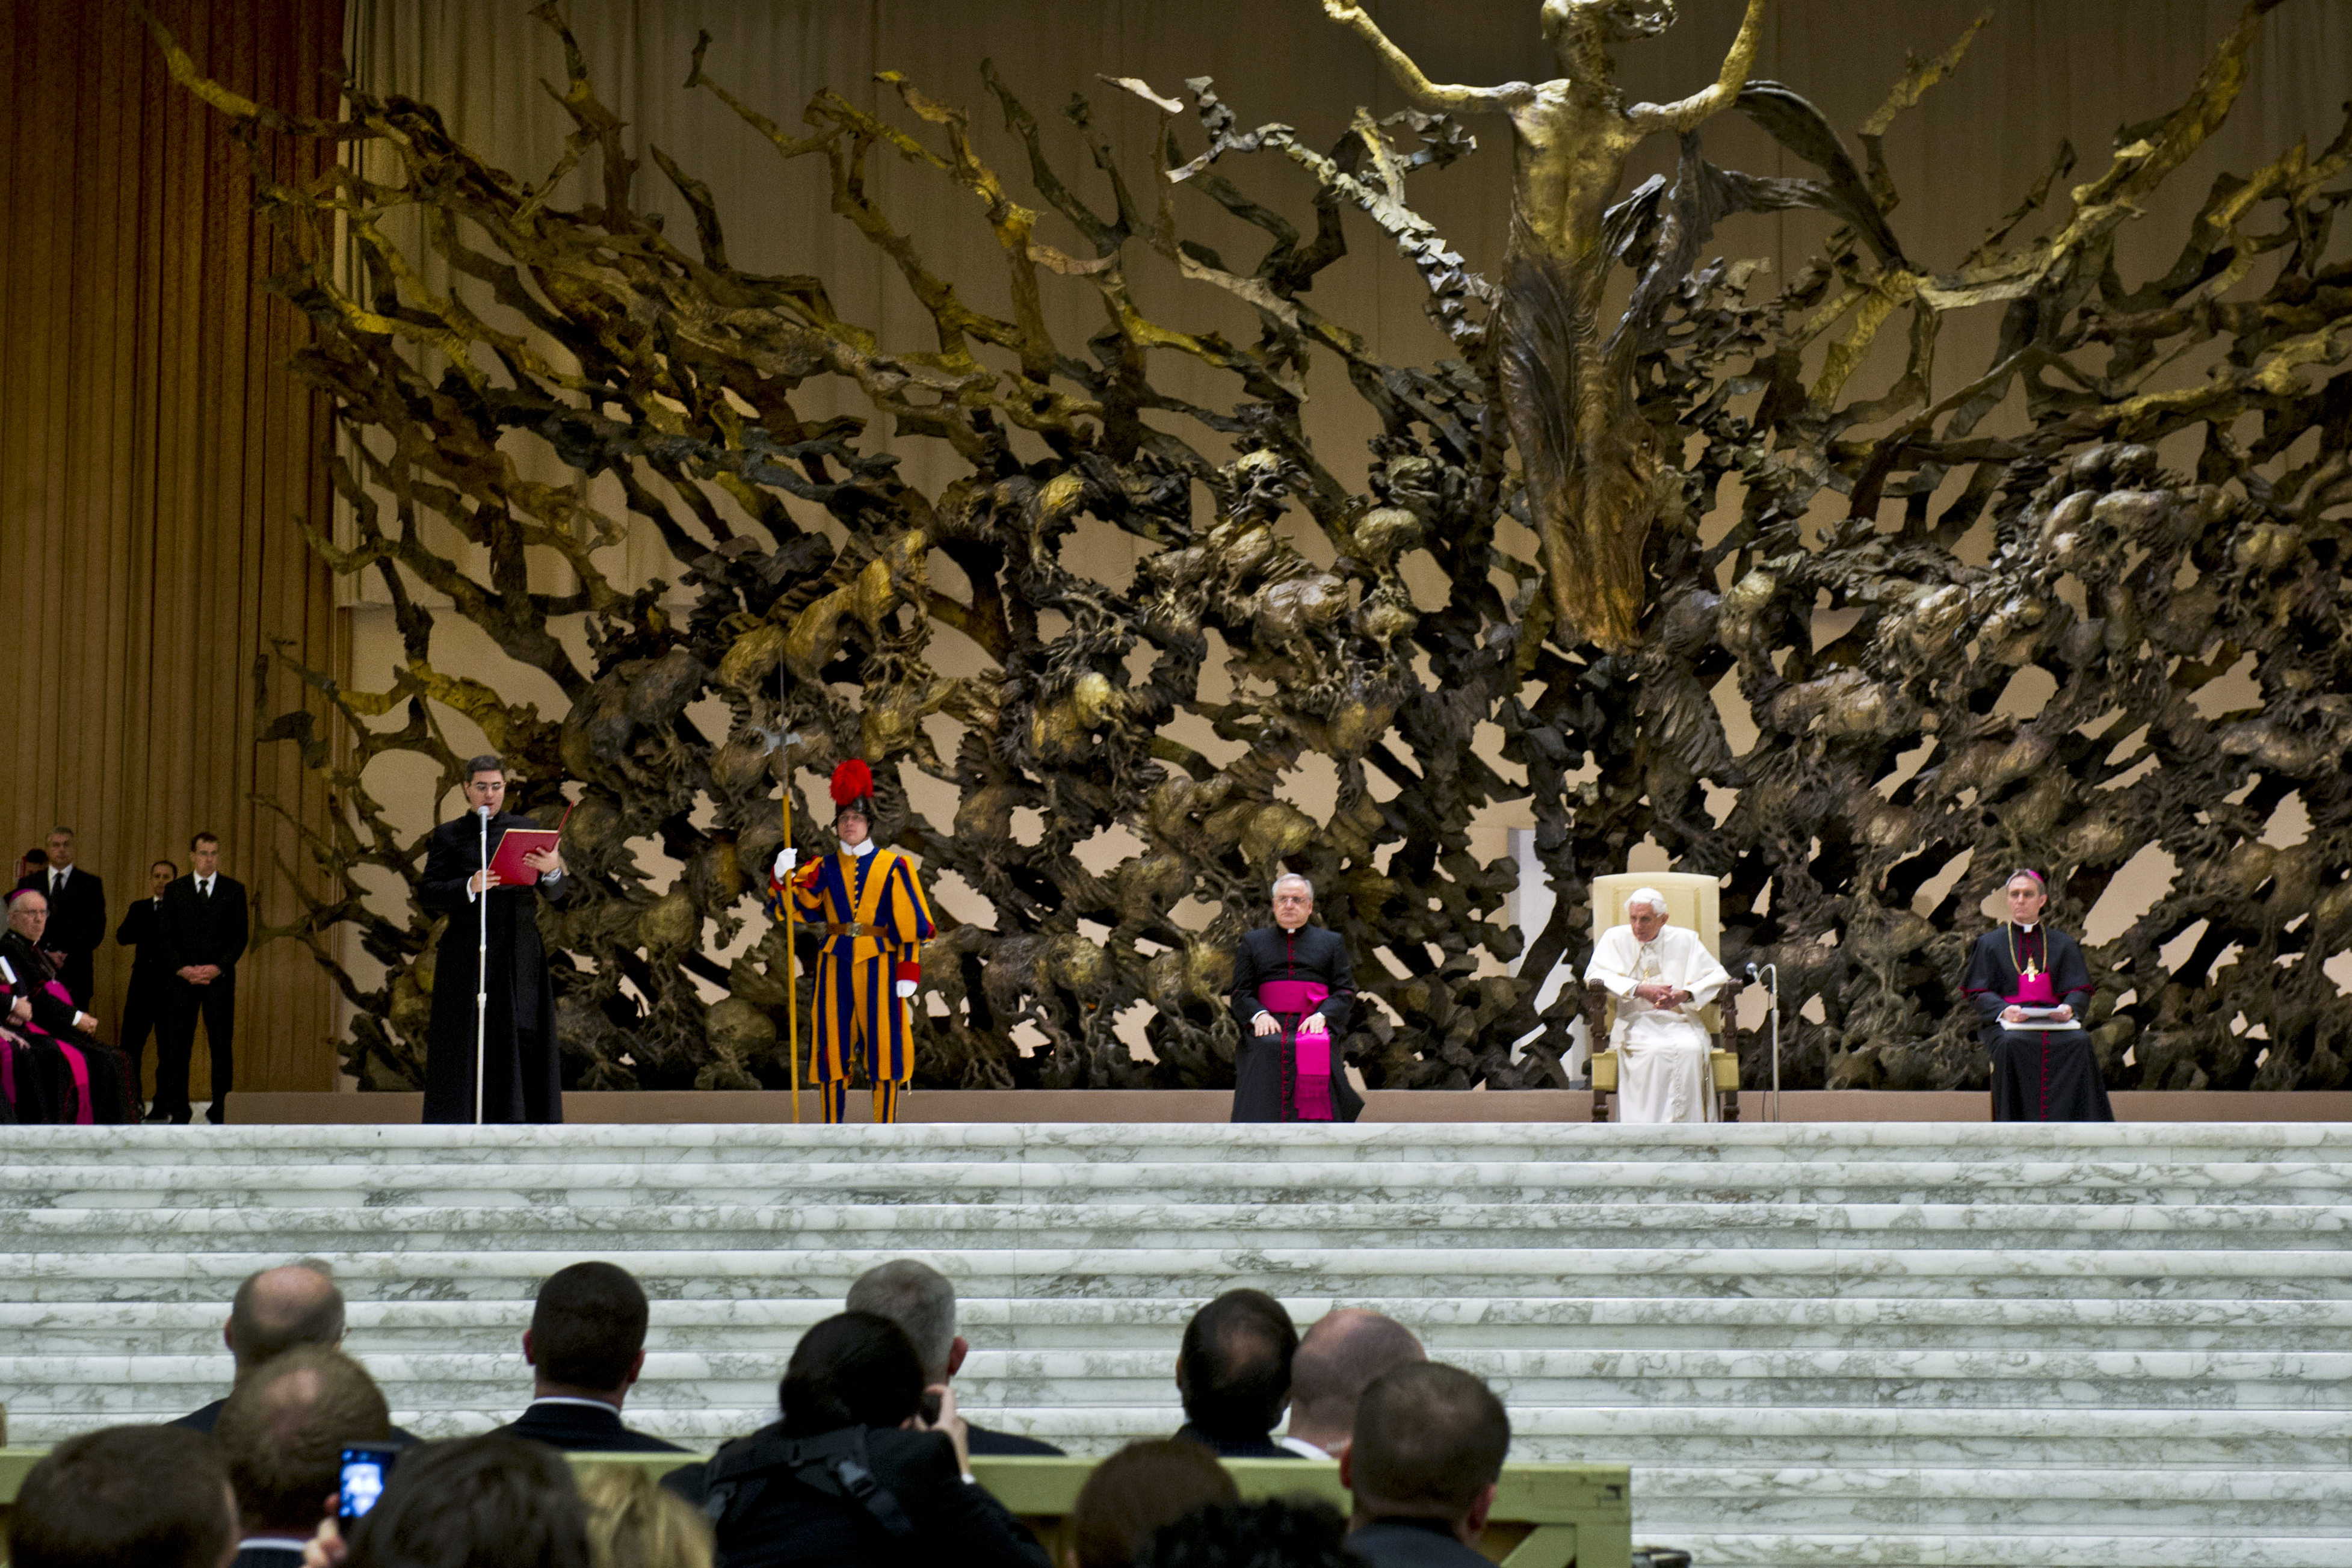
[476,806,491,1126]
[1747,961,1782,1122]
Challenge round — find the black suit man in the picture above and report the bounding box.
[1341,1364,1511,1568]
[487,1262,684,1453]
[14,826,105,1009]
[155,832,248,1126]
[114,857,176,1110]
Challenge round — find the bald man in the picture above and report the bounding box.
[1281,1309,1427,1460]
[172,1266,415,1442]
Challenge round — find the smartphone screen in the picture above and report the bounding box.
[339,1446,400,1519]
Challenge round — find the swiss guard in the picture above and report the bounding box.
[770,760,935,1124]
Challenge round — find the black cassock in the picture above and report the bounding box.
[0,929,134,1123]
[1962,924,2112,1122]
[1227,924,1358,1123]
[419,813,573,1125]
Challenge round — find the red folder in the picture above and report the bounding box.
[487,829,560,886]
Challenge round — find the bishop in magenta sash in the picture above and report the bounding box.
[1228,873,1356,1122]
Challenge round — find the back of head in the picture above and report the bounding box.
[1135,1498,1351,1568]
[844,1259,958,1383]
[217,1344,394,1534]
[346,1436,591,1568]
[1350,1363,1510,1522]
[577,1464,714,1568]
[7,1425,235,1568]
[1177,1288,1299,1444]
[779,1311,926,1437]
[230,1263,347,1372]
[1287,1310,1424,1445]
[532,1261,652,1392]
[1070,1439,1241,1568]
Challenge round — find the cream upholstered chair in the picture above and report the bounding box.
[1582,871,1742,1123]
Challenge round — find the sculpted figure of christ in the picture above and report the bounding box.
[1319,0,1768,651]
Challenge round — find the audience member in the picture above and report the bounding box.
[847,1258,1063,1456]
[1137,1498,1353,1568]
[117,856,178,1111]
[1066,1439,1239,1568]
[1339,1364,1510,1568]
[1,887,134,1123]
[1282,1309,1425,1460]
[216,1345,394,1567]
[155,829,248,1124]
[577,1465,714,1568]
[176,1263,415,1439]
[340,1436,593,1568]
[6,1424,240,1568]
[16,826,105,1007]
[1173,1288,1302,1458]
[490,1261,684,1452]
[665,1310,1049,1568]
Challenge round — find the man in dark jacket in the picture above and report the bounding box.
[1171,1288,1306,1460]
[418,755,572,1123]
[115,857,175,1114]
[154,831,247,1125]
[1342,1364,1510,1568]
[846,1260,1062,1457]
[15,826,103,1008]
[490,1262,682,1453]
[1229,873,1358,1122]
[664,1313,1048,1568]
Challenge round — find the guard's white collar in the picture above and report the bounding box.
[844,839,876,859]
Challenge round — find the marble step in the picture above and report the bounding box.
[16,1158,2352,1205]
[8,1123,2352,1166]
[11,1200,2351,1255]
[9,1244,2350,1301]
[13,1294,2342,1353]
[1655,1529,2352,1567]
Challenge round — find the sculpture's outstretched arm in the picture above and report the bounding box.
[1319,0,1532,113]
[1631,0,1769,132]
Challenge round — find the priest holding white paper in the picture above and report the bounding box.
[1584,887,1730,1124]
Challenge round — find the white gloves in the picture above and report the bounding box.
[895,980,916,998]
[773,848,798,880]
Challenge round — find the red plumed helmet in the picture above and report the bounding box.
[829,759,874,809]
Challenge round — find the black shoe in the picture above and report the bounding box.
[143,1106,174,1124]
[204,1107,226,1125]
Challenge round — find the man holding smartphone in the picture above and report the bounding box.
[214,1345,394,1566]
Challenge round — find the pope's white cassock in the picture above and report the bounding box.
[1584,914,1732,1123]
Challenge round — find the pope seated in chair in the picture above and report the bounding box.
[1584,886,1731,1124]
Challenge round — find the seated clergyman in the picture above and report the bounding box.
[1583,887,1729,1125]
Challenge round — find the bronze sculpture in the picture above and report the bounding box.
[147,0,2347,1103]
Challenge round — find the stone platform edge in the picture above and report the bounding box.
[223,1088,2352,1125]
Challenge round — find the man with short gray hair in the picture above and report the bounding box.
[1584,887,1729,1123]
[1228,872,1357,1122]
[173,1264,347,1434]
[846,1259,1063,1455]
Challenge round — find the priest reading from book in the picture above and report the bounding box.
[418,754,574,1125]
[768,759,936,1125]
[1584,887,1731,1124]
[1227,873,1358,1123]
[1963,868,2113,1123]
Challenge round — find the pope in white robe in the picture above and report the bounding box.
[1584,888,1731,1124]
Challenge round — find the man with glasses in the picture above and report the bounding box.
[1227,873,1358,1122]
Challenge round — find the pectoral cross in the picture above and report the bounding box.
[2022,954,2042,980]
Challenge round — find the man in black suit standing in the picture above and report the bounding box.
[490,1261,683,1452]
[419,754,572,1124]
[154,830,247,1125]
[16,826,105,1008]
[114,857,176,1114]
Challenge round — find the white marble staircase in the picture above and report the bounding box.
[4,1122,2350,1567]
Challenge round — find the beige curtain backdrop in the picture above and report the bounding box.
[0,0,345,1093]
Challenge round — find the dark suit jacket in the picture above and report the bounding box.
[159,874,250,977]
[965,1421,1063,1457]
[489,1398,685,1452]
[16,867,103,999]
[1346,1518,1493,1568]
[173,1397,419,1444]
[231,1542,310,1568]
[117,897,168,979]
[1173,1421,1306,1460]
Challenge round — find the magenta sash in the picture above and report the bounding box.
[0,1031,16,1108]
[31,980,94,1123]
[2010,971,2058,1007]
[1259,980,1333,1120]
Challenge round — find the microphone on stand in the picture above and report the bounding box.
[475,803,493,1126]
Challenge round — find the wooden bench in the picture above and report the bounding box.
[0,1448,1632,1567]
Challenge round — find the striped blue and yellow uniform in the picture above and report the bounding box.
[775,845,934,1124]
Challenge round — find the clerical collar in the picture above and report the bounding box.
[2016,922,2037,933]
[844,839,875,859]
